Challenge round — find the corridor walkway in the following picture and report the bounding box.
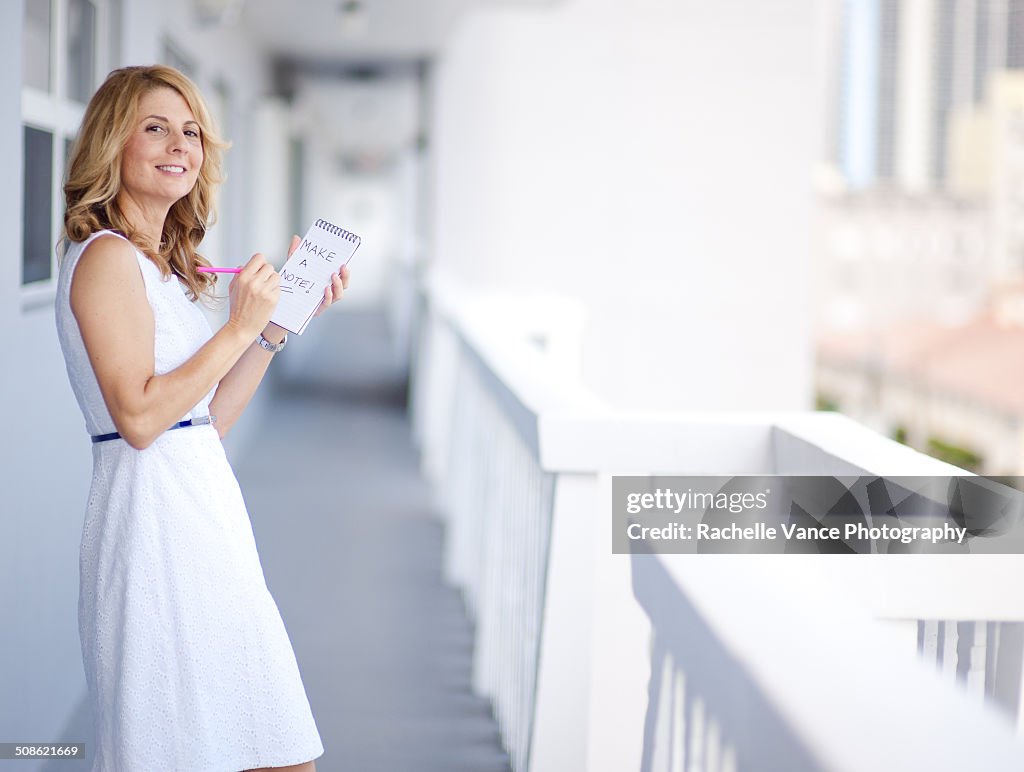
[233,310,511,772]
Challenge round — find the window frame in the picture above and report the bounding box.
[20,0,115,307]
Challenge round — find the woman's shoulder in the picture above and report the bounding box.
[68,228,130,251]
[67,230,147,293]
[59,230,149,326]
[63,228,131,263]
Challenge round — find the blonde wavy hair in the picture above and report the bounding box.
[62,65,229,300]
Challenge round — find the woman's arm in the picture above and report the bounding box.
[207,322,286,439]
[70,233,280,450]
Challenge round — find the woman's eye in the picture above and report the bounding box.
[146,124,166,134]
[185,129,199,138]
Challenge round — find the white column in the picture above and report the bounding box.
[584,473,650,772]
[953,0,978,109]
[841,0,881,189]
[897,0,936,191]
[529,473,598,772]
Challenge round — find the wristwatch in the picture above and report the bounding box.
[257,331,288,353]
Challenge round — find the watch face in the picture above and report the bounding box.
[259,333,286,352]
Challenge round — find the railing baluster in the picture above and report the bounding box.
[720,746,738,772]
[941,620,958,680]
[672,669,686,772]
[650,646,674,772]
[968,622,988,700]
[921,619,939,665]
[705,719,722,772]
[687,697,705,772]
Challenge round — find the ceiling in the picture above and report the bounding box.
[237,0,558,66]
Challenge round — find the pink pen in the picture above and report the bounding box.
[196,266,242,274]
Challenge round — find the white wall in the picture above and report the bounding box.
[1,0,96,749]
[3,0,280,756]
[432,0,818,411]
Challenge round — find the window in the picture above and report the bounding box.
[22,0,51,92]
[20,0,118,294]
[22,126,53,284]
[66,0,97,104]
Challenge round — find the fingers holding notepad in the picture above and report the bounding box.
[314,264,351,318]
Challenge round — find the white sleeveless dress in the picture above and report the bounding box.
[55,230,324,772]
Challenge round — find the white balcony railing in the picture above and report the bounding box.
[410,270,1024,771]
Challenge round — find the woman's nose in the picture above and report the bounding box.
[167,130,188,152]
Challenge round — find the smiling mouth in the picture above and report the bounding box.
[156,165,186,174]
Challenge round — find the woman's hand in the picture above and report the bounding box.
[227,252,280,338]
[313,237,351,318]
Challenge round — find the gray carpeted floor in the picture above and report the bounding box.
[233,310,511,772]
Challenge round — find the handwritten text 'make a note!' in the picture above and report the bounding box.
[279,238,339,294]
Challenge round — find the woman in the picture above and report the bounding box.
[54,65,346,771]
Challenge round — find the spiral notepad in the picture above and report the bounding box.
[271,218,361,335]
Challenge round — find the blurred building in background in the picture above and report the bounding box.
[816,0,1024,474]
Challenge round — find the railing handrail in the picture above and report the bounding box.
[636,550,1024,769]
[425,267,969,480]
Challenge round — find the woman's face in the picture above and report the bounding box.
[120,87,203,212]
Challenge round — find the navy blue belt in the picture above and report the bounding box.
[91,415,216,444]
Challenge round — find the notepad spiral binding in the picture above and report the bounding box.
[315,218,360,243]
